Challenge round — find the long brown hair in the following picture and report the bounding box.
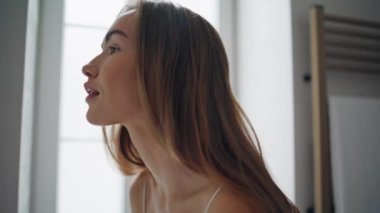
[103,1,299,212]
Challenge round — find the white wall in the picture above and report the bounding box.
[237,0,380,212]
[236,0,295,201]
[291,0,380,211]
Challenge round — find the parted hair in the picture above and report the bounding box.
[103,1,299,212]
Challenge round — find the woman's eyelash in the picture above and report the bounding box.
[108,46,120,54]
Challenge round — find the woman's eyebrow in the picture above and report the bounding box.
[104,29,128,43]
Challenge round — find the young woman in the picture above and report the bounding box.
[82,1,299,212]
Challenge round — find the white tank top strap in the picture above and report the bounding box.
[204,186,223,213]
[142,180,147,213]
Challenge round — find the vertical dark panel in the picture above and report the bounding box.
[0,0,28,212]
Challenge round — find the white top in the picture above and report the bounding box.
[142,182,222,213]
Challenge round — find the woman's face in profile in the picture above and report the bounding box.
[82,11,141,126]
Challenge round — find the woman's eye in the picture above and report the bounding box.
[108,46,120,54]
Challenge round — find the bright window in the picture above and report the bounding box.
[57,1,128,213]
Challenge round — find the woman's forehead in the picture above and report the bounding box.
[110,10,137,34]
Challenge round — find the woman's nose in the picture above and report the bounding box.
[82,62,98,78]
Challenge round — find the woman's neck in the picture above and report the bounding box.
[124,123,215,202]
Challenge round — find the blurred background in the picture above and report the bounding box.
[1,0,379,212]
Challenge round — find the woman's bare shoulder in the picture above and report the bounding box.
[208,188,262,213]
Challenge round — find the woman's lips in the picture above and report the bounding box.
[86,92,99,101]
[84,83,99,102]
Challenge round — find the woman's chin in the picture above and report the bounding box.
[86,112,113,126]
